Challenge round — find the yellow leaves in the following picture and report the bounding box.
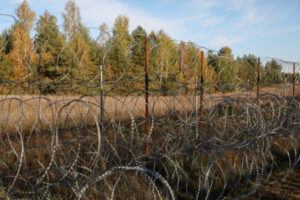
[16,0,36,31]
[205,65,218,84]
[40,51,53,64]
[9,24,38,80]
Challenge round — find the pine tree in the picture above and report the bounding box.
[208,46,237,90]
[131,25,147,77]
[238,54,259,86]
[35,11,72,93]
[109,15,132,79]
[0,29,13,82]
[36,11,64,79]
[263,59,282,85]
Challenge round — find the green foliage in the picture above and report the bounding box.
[263,59,283,85]
[109,15,132,79]
[208,47,236,90]
[62,0,95,80]
[235,54,259,88]
[36,11,64,78]
[0,1,292,95]
[131,25,147,76]
[0,30,13,82]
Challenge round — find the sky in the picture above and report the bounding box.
[1,0,300,62]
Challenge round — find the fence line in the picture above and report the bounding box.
[0,13,300,199]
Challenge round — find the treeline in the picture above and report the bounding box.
[0,0,295,95]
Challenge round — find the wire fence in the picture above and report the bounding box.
[0,13,300,199]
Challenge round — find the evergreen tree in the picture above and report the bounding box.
[0,29,13,82]
[131,25,147,77]
[238,54,259,85]
[109,15,132,79]
[36,11,64,79]
[148,31,158,73]
[207,47,237,90]
[35,11,74,93]
[263,59,282,85]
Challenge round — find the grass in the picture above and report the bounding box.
[0,84,299,199]
[0,84,299,132]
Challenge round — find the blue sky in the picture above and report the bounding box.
[1,0,300,62]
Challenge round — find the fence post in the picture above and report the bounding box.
[145,35,150,154]
[257,57,260,100]
[293,63,296,97]
[199,51,204,139]
[100,64,104,149]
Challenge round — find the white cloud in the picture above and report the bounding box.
[73,0,185,38]
[211,35,244,47]
[189,0,263,27]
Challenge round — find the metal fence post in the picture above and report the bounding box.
[199,51,204,139]
[100,64,104,150]
[145,35,150,154]
[293,63,296,97]
[257,57,260,100]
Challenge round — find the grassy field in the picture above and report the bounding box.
[0,85,299,199]
[0,84,299,131]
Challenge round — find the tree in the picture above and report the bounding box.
[263,59,282,85]
[35,11,74,93]
[153,30,177,94]
[62,0,94,79]
[131,25,147,77]
[9,0,37,81]
[109,15,132,79]
[177,42,200,93]
[218,46,233,58]
[0,30,13,82]
[148,31,158,74]
[237,54,259,84]
[208,47,236,90]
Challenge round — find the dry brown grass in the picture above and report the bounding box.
[0,84,299,133]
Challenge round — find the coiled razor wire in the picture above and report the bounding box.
[0,16,300,199]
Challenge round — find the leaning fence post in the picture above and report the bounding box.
[293,63,296,97]
[145,35,150,154]
[198,51,204,139]
[257,57,260,100]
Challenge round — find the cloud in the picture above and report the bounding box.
[189,0,263,27]
[211,35,244,47]
[74,0,185,38]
